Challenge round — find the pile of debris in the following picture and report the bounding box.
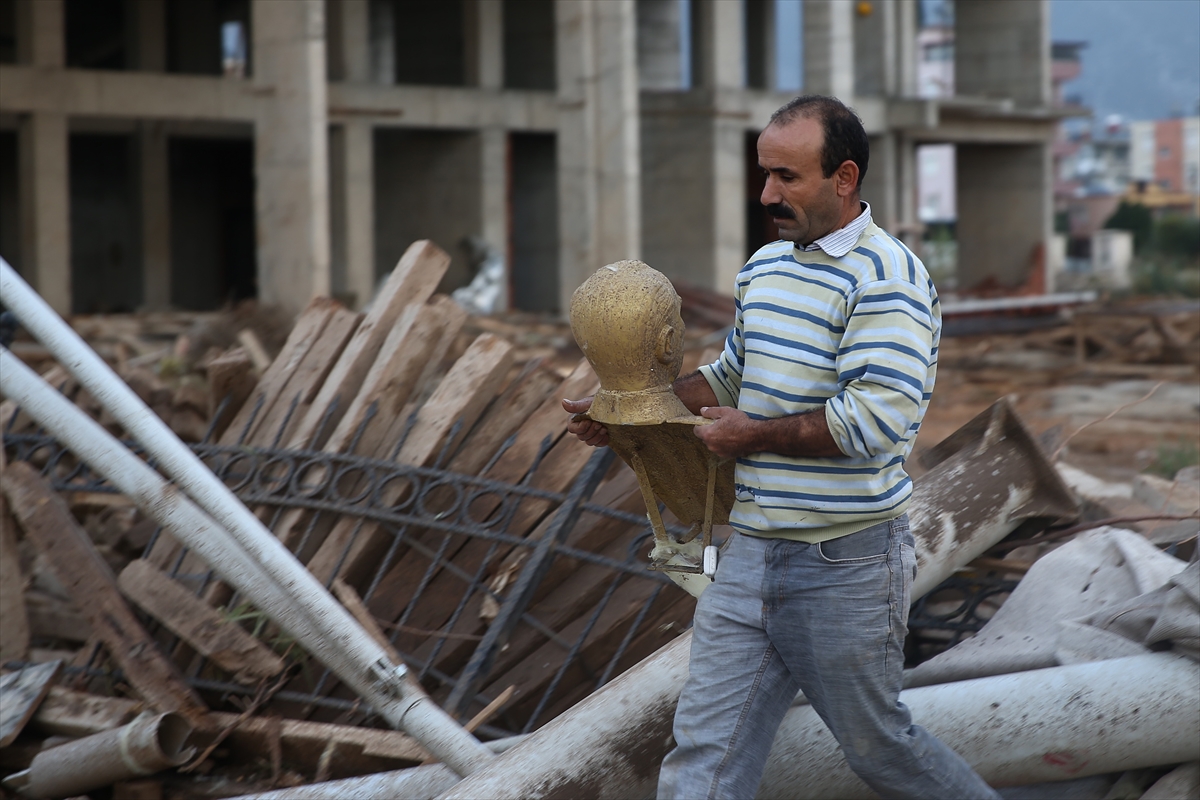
[1,244,1197,799]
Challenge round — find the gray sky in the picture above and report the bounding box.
[1051,0,1200,122]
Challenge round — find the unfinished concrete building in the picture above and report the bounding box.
[0,0,1059,317]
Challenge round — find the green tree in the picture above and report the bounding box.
[1104,201,1153,252]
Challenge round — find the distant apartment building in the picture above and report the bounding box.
[1131,116,1200,198]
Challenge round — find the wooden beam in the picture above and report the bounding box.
[117,560,285,684]
[1,463,209,728]
[0,660,61,746]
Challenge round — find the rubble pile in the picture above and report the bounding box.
[1,246,1197,799]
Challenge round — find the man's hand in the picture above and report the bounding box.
[693,406,755,459]
[563,397,610,448]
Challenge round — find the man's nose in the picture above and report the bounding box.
[760,177,780,207]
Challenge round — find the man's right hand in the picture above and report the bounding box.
[563,396,610,448]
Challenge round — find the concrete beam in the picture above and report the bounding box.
[0,65,559,131]
[555,0,641,312]
[0,65,260,121]
[252,0,331,314]
[18,113,70,313]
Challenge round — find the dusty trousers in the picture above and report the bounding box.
[657,516,1001,799]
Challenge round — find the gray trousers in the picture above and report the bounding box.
[657,516,1001,799]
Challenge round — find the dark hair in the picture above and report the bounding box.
[769,95,869,188]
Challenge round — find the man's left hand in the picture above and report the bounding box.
[693,406,756,459]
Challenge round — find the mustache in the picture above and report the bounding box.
[764,203,796,220]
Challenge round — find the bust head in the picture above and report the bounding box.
[570,260,691,425]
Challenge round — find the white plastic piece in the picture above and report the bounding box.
[702,545,718,579]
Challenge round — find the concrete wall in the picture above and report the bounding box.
[956,143,1050,290]
[955,0,1049,107]
[640,94,717,288]
[374,128,482,294]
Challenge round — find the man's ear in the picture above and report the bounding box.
[656,323,678,364]
[835,160,860,197]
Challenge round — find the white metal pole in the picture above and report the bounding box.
[0,321,492,776]
[0,259,391,677]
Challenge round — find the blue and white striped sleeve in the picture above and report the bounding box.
[698,282,745,408]
[824,278,935,459]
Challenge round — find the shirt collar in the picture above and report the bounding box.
[800,202,872,258]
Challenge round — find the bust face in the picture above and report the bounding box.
[570,261,685,394]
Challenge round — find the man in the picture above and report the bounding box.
[564,96,1001,799]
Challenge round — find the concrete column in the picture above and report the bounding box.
[329,121,374,309]
[18,113,71,314]
[15,0,64,66]
[466,0,503,88]
[635,0,685,90]
[369,0,395,84]
[956,143,1051,290]
[897,133,918,246]
[692,0,743,90]
[139,121,171,309]
[133,0,167,71]
[955,0,1050,107]
[896,0,917,96]
[251,0,331,314]
[337,0,371,82]
[852,0,888,97]
[555,0,640,311]
[803,0,853,100]
[861,132,897,231]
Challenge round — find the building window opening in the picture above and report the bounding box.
[221,20,246,77]
[66,0,127,70]
[392,0,466,86]
[169,137,256,310]
[505,0,555,90]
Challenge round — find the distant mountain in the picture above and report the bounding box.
[1052,0,1200,122]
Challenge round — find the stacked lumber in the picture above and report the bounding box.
[1,240,706,792]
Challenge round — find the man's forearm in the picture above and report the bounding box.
[747,409,845,458]
[673,371,720,415]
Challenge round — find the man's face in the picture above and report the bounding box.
[757,117,845,247]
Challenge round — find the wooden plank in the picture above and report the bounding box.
[0,447,30,663]
[1,463,209,727]
[237,329,272,373]
[117,560,285,684]
[445,363,562,477]
[0,661,61,746]
[415,470,647,680]
[379,433,597,658]
[273,296,467,556]
[218,298,340,447]
[364,360,598,627]
[306,333,516,585]
[249,304,362,447]
[206,348,258,442]
[478,578,685,725]
[325,296,467,458]
[29,686,141,737]
[286,240,452,451]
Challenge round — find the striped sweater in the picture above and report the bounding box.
[699,217,940,542]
